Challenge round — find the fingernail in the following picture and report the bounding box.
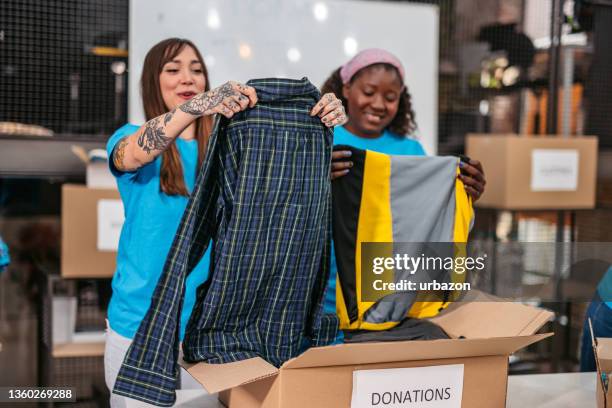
[349,162,353,168]
[344,151,352,157]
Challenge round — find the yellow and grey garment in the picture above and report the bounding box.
[332,145,474,331]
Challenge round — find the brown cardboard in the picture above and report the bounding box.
[598,338,612,372]
[430,296,553,338]
[595,336,612,408]
[184,298,554,408]
[183,358,278,394]
[52,342,105,358]
[465,134,598,209]
[219,356,510,408]
[61,184,119,278]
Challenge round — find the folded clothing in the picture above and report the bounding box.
[343,318,449,343]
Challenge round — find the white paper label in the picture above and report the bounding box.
[531,149,579,191]
[351,364,464,408]
[97,199,124,251]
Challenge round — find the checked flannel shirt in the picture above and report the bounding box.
[113,78,339,406]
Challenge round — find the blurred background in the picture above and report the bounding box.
[1,0,612,406]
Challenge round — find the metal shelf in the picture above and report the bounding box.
[52,342,105,358]
[0,134,106,178]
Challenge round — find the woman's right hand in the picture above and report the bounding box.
[331,150,353,180]
[178,81,258,118]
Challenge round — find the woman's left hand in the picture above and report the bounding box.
[310,93,348,127]
[458,159,486,202]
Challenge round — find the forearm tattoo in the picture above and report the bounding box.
[137,113,172,154]
[113,137,129,171]
[178,82,236,116]
[163,108,176,125]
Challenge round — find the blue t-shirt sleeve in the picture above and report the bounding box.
[106,123,141,180]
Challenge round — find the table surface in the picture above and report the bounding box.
[506,372,596,408]
[125,372,597,408]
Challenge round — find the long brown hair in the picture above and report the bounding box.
[141,38,213,196]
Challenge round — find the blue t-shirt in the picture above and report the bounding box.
[324,125,427,325]
[332,125,426,156]
[106,123,211,340]
[597,266,612,308]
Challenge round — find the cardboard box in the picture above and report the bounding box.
[61,184,121,278]
[592,319,612,408]
[595,338,612,408]
[183,293,553,408]
[465,134,598,209]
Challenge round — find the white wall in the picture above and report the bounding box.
[130,0,439,154]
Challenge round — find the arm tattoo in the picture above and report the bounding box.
[137,115,171,154]
[178,82,235,116]
[163,108,176,125]
[113,137,129,171]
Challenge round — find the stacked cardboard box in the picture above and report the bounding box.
[61,184,121,278]
[466,135,598,210]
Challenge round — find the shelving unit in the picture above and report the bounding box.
[51,342,105,359]
[37,270,111,407]
[0,134,105,178]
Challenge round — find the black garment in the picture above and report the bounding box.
[343,318,449,343]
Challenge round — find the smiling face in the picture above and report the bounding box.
[159,45,206,111]
[342,64,403,138]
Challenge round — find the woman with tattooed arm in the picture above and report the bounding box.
[103,38,347,407]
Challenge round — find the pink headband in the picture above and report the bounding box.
[340,48,405,84]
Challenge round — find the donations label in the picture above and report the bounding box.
[351,364,464,408]
[531,149,579,191]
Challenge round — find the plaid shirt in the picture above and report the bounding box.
[113,78,338,406]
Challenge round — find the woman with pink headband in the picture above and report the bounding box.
[322,48,485,197]
[321,48,486,337]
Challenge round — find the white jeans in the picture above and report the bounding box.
[104,321,202,407]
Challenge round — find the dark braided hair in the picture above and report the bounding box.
[321,64,417,136]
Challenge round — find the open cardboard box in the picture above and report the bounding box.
[182,292,553,408]
[591,321,612,407]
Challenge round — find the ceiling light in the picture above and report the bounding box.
[239,43,252,60]
[110,61,126,75]
[287,47,301,63]
[207,9,220,30]
[313,2,328,22]
[344,37,358,57]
